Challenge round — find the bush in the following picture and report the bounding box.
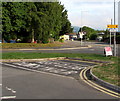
[42,38,49,44]
[90,33,97,40]
[59,38,64,43]
[48,38,54,43]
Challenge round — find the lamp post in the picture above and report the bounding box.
[113,0,116,56]
[110,19,112,46]
[80,11,88,46]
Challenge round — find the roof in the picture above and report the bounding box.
[65,33,77,35]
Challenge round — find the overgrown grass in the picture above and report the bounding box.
[1,42,63,49]
[92,57,119,86]
[1,52,119,86]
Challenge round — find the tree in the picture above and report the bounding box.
[2,2,27,41]
[60,9,73,35]
[2,2,72,43]
[79,26,97,40]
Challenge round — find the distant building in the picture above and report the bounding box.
[60,35,69,40]
[67,33,77,40]
[118,1,120,32]
[96,32,105,41]
[60,33,78,41]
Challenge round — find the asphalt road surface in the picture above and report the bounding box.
[2,60,117,99]
[2,41,120,57]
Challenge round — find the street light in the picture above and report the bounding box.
[109,18,112,46]
[113,0,116,56]
[80,11,89,46]
[81,11,89,32]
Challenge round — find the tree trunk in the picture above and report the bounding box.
[31,29,34,43]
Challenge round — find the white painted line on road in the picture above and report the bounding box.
[6,87,12,91]
[5,86,16,94]
[11,90,16,93]
[1,96,16,99]
[3,63,75,80]
[89,49,95,51]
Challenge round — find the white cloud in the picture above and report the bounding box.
[60,0,119,30]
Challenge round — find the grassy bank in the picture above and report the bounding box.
[1,42,63,49]
[92,58,119,86]
[1,52,119,86]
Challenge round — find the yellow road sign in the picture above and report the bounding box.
[107,25,118,28]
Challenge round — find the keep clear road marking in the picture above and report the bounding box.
[80,68,120,98]
[2,62,75,80]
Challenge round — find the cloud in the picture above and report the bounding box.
[60,0,119,30]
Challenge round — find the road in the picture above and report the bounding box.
[2,60,117,99]
[2,41,120,57]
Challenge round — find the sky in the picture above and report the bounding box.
[60,0,120,30]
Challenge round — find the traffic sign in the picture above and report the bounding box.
[107,25,118,28]
[79,32,84,39]
[104,47,113,56]
[109,29,117,32]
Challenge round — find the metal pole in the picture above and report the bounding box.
[110,19,112,46]
[110,31,112,46]
[114,0,116,56]
[80,11,88,46]
[81,11,83,46]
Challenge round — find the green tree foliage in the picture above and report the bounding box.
[2,2,27,41]
[60,9,73,36]
[2,2,72,43]
[79,26,97,40]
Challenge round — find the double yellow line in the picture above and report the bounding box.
[80,67,120,98]
[64,58,120,98]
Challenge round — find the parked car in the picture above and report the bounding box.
[10,40,16,43]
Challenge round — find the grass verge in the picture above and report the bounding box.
[1,42,63,49]
[1,52,116,60]
[1,52,119,86]
[92,57,120,86]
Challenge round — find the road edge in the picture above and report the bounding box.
[90,67,120,93]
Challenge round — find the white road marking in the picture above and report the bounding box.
[1,86,16,99]
[5,86,16,93]
[11,90,16,93]
[6,87,12,91]
[89,49,95,51]
[1,96,16,99]
[3,63,75,79]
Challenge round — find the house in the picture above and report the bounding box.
[66,33,77,40]
[60,35,69,40]
[97,32,105,41]
[60,33,78,41]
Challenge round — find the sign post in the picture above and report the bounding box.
[107,24,118,56]
[79,32,84,46]
[107,25,118,28]
[104,47,113,56]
